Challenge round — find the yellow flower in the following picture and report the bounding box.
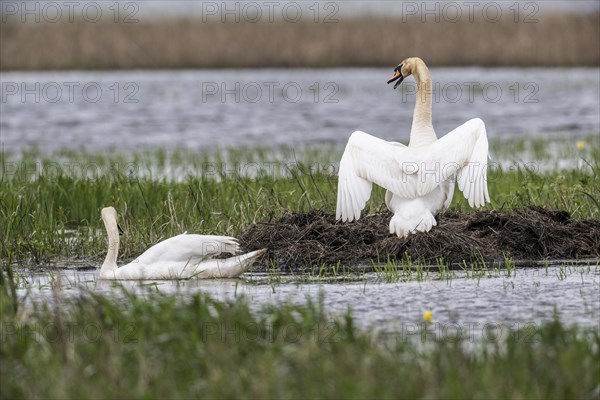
[423,311,433,323]
[576,140,587,151]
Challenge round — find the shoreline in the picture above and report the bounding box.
[6,208,600,271]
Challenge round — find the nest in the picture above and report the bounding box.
[238,207,600,271]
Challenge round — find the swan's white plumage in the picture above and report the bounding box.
[133,234,240,267]
[336,57,490,238]
[100,207,266,280]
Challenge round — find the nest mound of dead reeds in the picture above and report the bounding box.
[238,207,600,270]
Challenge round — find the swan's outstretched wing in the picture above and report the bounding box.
[336,118,490,222]
[134,234,240,266]
[427,118,490,208]
[337,131,430,221]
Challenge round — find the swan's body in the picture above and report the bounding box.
[336,57,490,238]
[100,207,266,280]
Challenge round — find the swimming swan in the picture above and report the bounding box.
[336,57,490,238]
[100,207,266,280]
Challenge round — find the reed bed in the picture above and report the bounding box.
[1,13,598,70]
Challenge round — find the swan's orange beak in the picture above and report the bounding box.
[387,66,404,89]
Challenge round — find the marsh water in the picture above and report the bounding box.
[15,265,600,334]
[4,68,600,334]
[2,68,599,154]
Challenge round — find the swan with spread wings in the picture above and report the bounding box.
[336,57,490,238]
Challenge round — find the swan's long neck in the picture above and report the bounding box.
[101,217,120,274]
[409,62,437,147]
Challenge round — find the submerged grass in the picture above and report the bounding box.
[1,269,599,399]
[1,139,599,266]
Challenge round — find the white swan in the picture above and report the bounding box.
[100,207,266,280]
[336,57,490,238]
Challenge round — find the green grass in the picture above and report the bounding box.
[1,268,598,399]
[1,138,599,265]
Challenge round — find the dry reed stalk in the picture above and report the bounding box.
[1,14,598,70]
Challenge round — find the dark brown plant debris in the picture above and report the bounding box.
[238,207,600,271]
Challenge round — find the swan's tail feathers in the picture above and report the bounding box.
[237,248,268,266]
[389,208,436,238]
[456,118,490,209]
[336,132,374,222]
[195,248,267,279]
[197,235,241,256]
[221,237,242,255]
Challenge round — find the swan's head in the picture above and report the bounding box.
[101,206,118,224]
[101,207,124,235]
[387,57,424,89]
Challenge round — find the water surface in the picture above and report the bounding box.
[16,266,600,337]
[2,68,598,154]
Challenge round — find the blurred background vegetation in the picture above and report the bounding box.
[1,1,598,70]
